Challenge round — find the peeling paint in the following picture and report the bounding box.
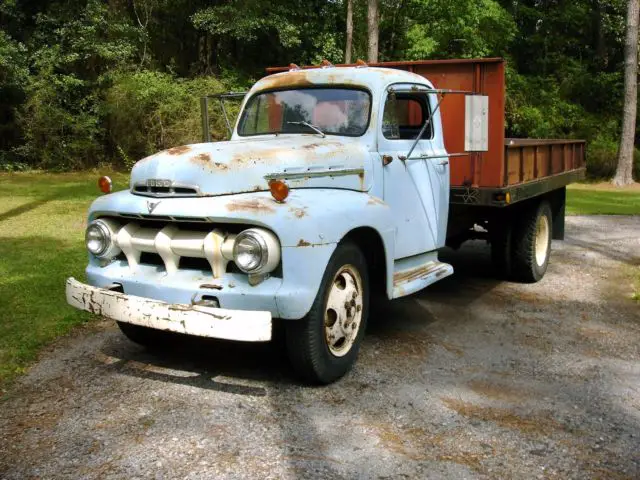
[191,152,211,165]
[289,206,307,218]
[367,196,386,206]
[200,283,223,290]
[297,239,312,247]
[225,198,276,214]
[257,71,315,90]
[65,278,272,341]
[394,263,449,285]
[166,145,191,155]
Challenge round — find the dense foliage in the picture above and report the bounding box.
[0,0,637,177]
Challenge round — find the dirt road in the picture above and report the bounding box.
[1,216,639,479]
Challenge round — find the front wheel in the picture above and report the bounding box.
[285,241,369,384]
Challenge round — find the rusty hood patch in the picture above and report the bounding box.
[131,136,372,197]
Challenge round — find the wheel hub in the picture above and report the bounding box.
[324,265,363,357]
[535,214,550,267]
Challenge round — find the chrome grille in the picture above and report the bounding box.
[132,182,200,197]
[110,221,236,278]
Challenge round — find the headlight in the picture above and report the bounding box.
[233,228,280,275]
[85,219,121,259]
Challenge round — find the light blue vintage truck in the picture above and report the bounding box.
[66,59,585,383]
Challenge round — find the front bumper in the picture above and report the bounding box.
[65,277,272,342]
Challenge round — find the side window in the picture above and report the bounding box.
[382,93,432,140]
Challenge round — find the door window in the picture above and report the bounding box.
[382,93,432,140]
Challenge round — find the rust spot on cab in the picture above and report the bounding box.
[191,152,211,164]
[394,263,448,285]
[259,71,315,90]
[297,239,312,247]
[166,145,191,155]
[190,152,229,170]
[231,148,283,167]
[367,196,385,206]
[289,206,307,218]
[301,143,321,150]
[226,198,276,214]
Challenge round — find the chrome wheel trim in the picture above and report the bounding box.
[535,214,550,267]
[324,265,363,358]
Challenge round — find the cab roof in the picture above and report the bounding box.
[250,67,433,96]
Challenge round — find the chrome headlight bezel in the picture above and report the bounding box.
[232,228,280,275]
[85,219,121,259]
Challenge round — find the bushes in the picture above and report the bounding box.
[104,71,239,168]
[586,135,640,180]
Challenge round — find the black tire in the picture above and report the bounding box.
[116,321,170,348]
[490,222,512,279]
[285,241,369,384]
[511,201,553,283]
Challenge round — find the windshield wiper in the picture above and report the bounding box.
[287,121,326,138]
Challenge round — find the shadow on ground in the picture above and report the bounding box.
[100,240,502,390]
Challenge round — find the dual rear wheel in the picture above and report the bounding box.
[491,201,553,283]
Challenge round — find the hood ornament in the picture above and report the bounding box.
[147,200,161,214]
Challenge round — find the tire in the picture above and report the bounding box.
[116,321,170,348]
[285,241,369,384]
[490,222,512,279]
[511,201,553,283]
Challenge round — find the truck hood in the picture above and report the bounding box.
[130,136,371,197]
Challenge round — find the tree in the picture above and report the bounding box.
[367,0,378,62]
[345,0,354,63]
[613,0,639,186]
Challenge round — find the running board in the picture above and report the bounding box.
[392,258,454,299]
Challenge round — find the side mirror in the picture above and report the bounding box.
[465,95,489,152]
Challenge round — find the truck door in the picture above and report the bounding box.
[378,86,450,259]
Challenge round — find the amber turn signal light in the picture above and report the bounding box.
[98,176,112,194]
[268,179,289,202]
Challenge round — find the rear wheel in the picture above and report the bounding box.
[285,241,369,384]
[511,201,553,283]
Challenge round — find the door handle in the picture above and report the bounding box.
[438,160,449,166]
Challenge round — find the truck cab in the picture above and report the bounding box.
[67,62,572,384]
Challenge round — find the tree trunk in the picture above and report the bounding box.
[345,0,353,64]
[613,0,640,186]
[367,0,379,63]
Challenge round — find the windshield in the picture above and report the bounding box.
[238,88,371,137]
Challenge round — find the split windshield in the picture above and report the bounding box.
[237,88,371,137]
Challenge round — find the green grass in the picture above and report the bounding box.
[0,171,129,391]
[567,183,640,215]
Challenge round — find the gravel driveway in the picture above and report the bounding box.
[1,216,639,479]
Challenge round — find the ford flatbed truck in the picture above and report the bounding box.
[66,58,585,384]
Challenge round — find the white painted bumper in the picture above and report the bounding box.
[65,277,272,342]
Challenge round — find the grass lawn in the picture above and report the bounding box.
[0,171,129,392]
[0,173,638,392]
[567,182,640,215]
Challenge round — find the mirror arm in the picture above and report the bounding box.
[406,94,445,160]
